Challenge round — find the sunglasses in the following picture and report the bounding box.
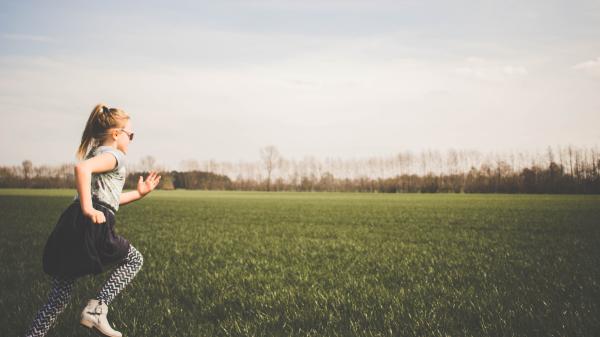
[119,129,135,141]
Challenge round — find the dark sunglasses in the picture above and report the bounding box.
[119,129,135,141]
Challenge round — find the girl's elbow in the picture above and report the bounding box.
[74,163,89,176]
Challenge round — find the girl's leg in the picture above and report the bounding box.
[96,245,143,305]
[24,276,75,337]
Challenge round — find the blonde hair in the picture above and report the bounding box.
[76,103,130,160]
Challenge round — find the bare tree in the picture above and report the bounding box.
[420,151,429,175]
[180,159,200,171]
[546,146,555,167]
[568,145,574,176]
[260,145,281,191]
[22,160,33,180]
[447,149,459,175]
[202,159,219,173]
[139,155,156,172]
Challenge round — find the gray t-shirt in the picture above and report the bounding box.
[73,145,127,212]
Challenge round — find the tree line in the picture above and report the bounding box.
[1,145,598,193]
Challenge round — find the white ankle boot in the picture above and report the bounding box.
[80,299,123,337]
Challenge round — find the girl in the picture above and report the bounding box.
[24,104,161,337]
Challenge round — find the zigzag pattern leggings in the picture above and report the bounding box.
[24,245,143,337]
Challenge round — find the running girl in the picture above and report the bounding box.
[24,103,161,337]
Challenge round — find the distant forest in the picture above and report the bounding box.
[1,145,599,194]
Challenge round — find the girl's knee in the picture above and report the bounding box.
[53,296,72,312]
[135,251,144,268]
[128,246,143,268]
[47,287,73,311]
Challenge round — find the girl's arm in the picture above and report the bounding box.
[119,171,161,206]
[119,190,143,206]
[74,152,119,224]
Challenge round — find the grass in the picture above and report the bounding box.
[1,188,600,336]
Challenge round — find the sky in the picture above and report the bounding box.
[1,0,599,170]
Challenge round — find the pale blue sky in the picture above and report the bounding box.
[1,1,599,169]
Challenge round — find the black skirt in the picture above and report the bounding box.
[42,199,130,279]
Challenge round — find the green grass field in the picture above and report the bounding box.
[2,189,599,336]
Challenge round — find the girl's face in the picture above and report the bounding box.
[115,119,133,154]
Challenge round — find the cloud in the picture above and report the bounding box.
[453,57,528,81]
[502,65,528,76]
[573,57,600,76]
[1,24,598,166]
[1,33,56,43]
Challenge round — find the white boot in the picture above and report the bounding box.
[80,299,123,337]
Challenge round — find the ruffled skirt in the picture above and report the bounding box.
[42,200,130,279]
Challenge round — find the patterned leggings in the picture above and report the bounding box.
[24,245,143,337]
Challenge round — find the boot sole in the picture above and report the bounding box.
[80,320,118,337]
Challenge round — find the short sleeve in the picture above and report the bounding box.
[96,147,125,171]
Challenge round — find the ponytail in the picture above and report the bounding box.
[76,103,130,160]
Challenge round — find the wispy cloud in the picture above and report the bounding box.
[453,57,528,81]
[1,33,56,43]
[573,57,600,76]
[0,1,598,166]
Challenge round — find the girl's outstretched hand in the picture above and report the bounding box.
[138,171,161,197]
